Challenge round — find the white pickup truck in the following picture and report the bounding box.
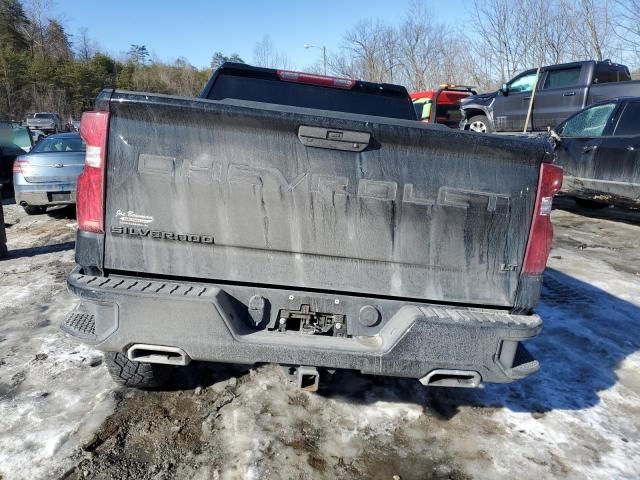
[26,112,65,134]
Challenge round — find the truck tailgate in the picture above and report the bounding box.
[102,91,548,307]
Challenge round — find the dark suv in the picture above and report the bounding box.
[553,97,640,208]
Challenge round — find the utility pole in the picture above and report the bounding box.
[322,46,327,76]
[304,44,327,75]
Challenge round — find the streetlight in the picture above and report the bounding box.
[304,44,327,76]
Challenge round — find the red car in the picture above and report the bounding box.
[411,85,476,128]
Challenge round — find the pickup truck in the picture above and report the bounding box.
[62,63,562,390]
[26,112,65,134]
[461,60,640,133]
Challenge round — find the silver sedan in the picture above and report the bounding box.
[12,132,85,215]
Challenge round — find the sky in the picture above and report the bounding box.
[58,0,472,70]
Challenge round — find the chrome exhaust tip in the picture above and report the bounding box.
[127,344,191,366]
[419,369,481,388]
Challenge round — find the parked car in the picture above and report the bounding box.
[461,60,640,133]
[13,132,85,214]
[30,129,46,144]
[70,120,81,131]
[61,63,561,391]
[26,112,66,134]
[411,85,476,128]
[0,120,21,129]
[0,126,33,187]
[551,97,640,208]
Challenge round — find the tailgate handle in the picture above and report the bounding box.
[298,126,370,152]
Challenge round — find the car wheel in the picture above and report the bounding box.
[574,198,609,209]
[105,352,174,389]
[24,205,47,215]
[467,115,494,133]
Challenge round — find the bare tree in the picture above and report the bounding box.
[472,0,548,83]
[539,0,573,64]
[74,27,98,63]
[570,0,614,61]
[330,20,400,83]
[23,0,49,59]
[613,0,640,66]
[396,4,443,90]
[253,35,290,69]
[462,0,633,90]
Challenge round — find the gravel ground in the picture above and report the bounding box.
[0,196,639,480]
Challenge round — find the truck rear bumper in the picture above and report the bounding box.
[63,266,542,385]
[15,190,76,206]
[14,180,77,206]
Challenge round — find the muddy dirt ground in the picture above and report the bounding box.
[1,196,639,480]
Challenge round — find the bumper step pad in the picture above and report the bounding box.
[61,308,96,342]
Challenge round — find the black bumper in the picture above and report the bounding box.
[64,266,542,384]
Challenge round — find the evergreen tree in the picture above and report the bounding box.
[45,20,72,61]
[0,0,30,51]
[128,44,149,65]
[210,51,244,69]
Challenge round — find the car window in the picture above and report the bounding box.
[0,127,13,146]
[412,99,432,120]
[613,102,640,136]
[413,103,424,119]
[507,72,537,93]
[34,113,55,119]
[31,136,86,153]
[593,65,631,84]
[209,73,417,120]
[560,103,616,137]
[12,128,32,152]
[542,67,581,89]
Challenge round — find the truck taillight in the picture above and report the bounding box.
[521,163,563,275]
[77,111,109,233]
[276,69,356,89]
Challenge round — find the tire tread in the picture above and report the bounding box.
[105,352,172,389]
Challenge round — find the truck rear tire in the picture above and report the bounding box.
[24,205,46,215]
[105,352,173,389]
[467,115,494,133]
